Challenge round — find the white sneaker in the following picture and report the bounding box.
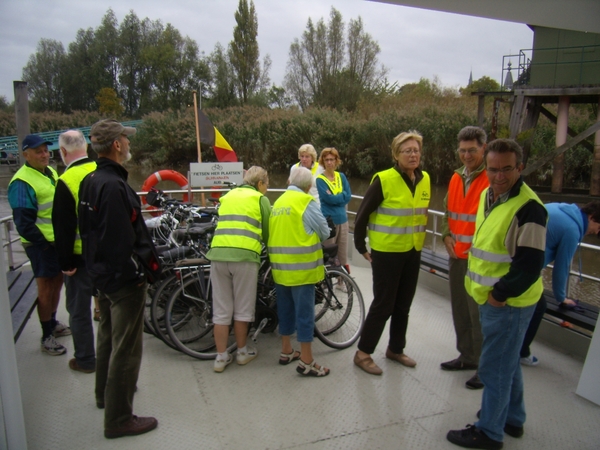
[41,335,67,356]
[214,353,233,373]
[52,321,72,337]
[520,355,539,366]
[335,281,348,293]
[236,346,258,365]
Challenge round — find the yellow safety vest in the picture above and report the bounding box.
[465,184,545,307]
[10,164,58,243]
[367,168,430,252]
[59,161,97,254]
[294,161,320,176]
[316,172,343,195]
[268,190,324,286]
[211,186,264,254]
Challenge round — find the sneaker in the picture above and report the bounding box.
[214,353,233,373]
[447,424,503,449]
[52,321,72,337]
[335,281,348,293]
[41,335,67,355]
[520,355,539,366]
[236,346,258,365]
[476,410,524,438]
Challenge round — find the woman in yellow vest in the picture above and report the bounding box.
[206,166,271,373]
[269,167,332,377]
[316,148,352,275]
[353,131,430,375]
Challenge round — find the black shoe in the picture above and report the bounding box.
[466,373,484,390]
[447,424,503,449]
[441,358,478,371]
[476,410,524,438]
[104,415,158,439]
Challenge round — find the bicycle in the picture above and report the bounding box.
[162,244,365,359]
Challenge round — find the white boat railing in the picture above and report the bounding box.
[2,187,599,295]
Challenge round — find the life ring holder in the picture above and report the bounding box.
[141,170,191,216]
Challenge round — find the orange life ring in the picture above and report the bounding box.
[141,170,191,214]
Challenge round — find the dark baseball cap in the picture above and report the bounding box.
[22,134,52,151]
[90,119,136,145]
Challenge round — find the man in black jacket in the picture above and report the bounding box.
[79,119,161,439]
[52,130,97,373]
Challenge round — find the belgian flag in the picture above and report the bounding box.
[197,109,238,162]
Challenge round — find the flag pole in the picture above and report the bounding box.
[192,90,206,206]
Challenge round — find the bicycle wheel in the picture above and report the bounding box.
[164,275,235,359]
[149,273,182,350]
[314,267,365,349]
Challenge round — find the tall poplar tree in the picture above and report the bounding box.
[228,0,269,104]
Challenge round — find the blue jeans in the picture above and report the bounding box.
[476,302,536,442]
[64,267,96,370]
[275,283,315,343]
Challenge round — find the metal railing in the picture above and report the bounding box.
[502,44,600,90]
[4,187,599,297]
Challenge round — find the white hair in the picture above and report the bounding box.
[58,130,87,154]
[289,166,314,191]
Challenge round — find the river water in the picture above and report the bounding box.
[1,163,598,306]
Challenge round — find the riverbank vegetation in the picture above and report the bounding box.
[3,2,596,187]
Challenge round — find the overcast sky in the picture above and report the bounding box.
[0,0,533,103]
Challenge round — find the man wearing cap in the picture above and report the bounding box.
[79,119,160,439]
[8,134,70,356]
[52,130,97,373]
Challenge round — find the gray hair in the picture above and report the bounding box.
[457,126,487,146]
[289,166,314,192]
[243,166,268,188]
[58,130,87,154]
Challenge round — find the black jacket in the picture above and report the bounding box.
[52,157,94,271]
[78,158,161,293]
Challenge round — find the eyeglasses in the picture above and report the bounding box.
[458,148,479,155]
[486,166,517,175]
[400,149,420,155]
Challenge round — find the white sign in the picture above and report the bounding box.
[189,162,244,187]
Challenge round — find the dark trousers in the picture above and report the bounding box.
[95,282,147,429]
[64,267,96,370]
[520,295,547,358]
[358,248,421,354]
[449,257,482,365]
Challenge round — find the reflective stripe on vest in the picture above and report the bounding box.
[465,184,545,307]
[316,171,342,195]
[367,168,430,252]
[10,164,58,243]
[447,170,489,258]
[60,161,97,254]
[210,187,264,254]
[268,190,324,286]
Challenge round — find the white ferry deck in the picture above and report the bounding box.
[12,262,600,450]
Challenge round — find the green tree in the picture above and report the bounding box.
[96,87,124,117]
[207,43,238,108]
[228,0,270,104]
[460,76,501,95]
[22,38,66,112]
[64,28,100,111]
[0,95,10,112]
[118,11,143,116]
[284,7,386,111]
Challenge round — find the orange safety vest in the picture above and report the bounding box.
[447,170,489,259]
